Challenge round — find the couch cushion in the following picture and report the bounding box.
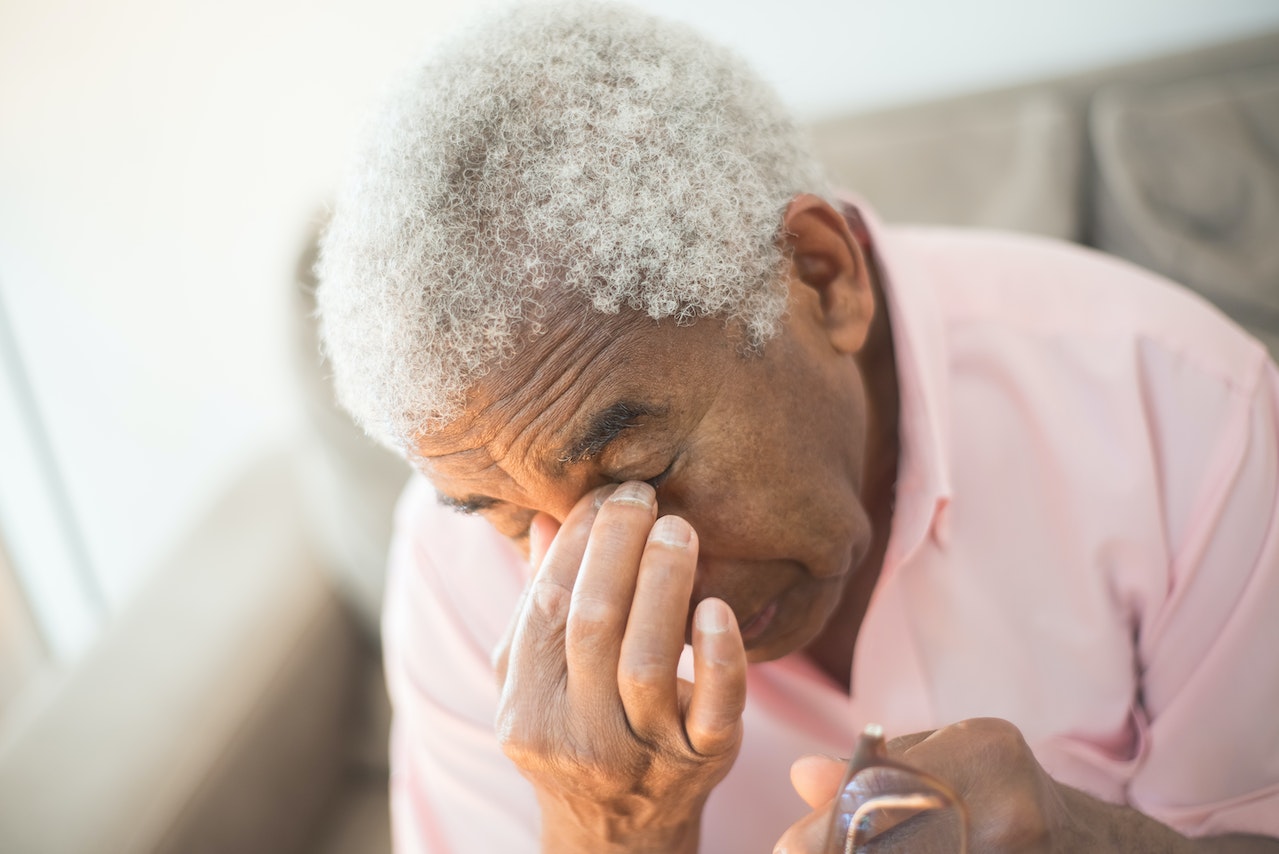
[0,451,362,854]
[1091,65,1279,358]
[808,91,1083,241]
[310,775,392,854]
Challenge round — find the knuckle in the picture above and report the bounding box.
[564,731,607,772]
[565,596,624,646]
[954,717,1025,752]
[618,654,670,693]
[981,717,1028,755]
[498,739,539,768]
[494,711,543,764]
[705,643,747,673]
[529,577,571,623]
[687,717,739,757]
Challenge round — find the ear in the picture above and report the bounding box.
[781,194,875,355]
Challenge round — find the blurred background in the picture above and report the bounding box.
[1,1,1277,852]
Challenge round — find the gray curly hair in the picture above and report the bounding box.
[317,1,829,451]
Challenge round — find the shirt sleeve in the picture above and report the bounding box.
[1128,348,1279,838]
[382,476,542,853]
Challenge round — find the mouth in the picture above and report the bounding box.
[737,599,779,643]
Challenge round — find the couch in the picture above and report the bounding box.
[1,28,1274,854]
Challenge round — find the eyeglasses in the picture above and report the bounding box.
[826,724,968,854]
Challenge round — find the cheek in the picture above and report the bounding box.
[667,444,866,572]
[663,451,798,556]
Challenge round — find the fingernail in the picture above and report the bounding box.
[592,484,619,509]
[696,598,729,633]
[609,481,654,508]
[650,515,691,547]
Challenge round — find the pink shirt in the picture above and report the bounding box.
[383,213,1279,851]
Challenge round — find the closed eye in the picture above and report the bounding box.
[644,461,675,490]
[438,494,497,515]
[437,493,531,541]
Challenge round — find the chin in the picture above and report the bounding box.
[743,628,810,663]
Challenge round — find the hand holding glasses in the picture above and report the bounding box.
[826,724,969,854]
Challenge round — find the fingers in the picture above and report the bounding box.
[492,513,561,684]
[502,494,601,699]
[790,754,847,810]
[892,718,1031,796]
[565,482,658,714]
[685,596,747,756]
[618,515,699,739]
[503,482,745,768]
[885,728,935,758]
[495,482,752,836]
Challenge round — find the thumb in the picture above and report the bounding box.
[790,754,847,810]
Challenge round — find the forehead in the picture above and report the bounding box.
[412,306,738,486]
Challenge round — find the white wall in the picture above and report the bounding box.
[644,0,1279,118]
[1,0,1277,646]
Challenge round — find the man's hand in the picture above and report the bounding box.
[491,482,748,854]
[774,718,1279,853]
[776,719,1073,853]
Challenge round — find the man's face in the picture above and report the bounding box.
[413,285,874,663]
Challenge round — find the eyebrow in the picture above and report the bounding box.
[557,400,666,466]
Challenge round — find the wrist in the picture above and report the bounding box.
[1053,783,1194,854]
[539,795,704,854]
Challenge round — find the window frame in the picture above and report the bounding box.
[0,281,103,664]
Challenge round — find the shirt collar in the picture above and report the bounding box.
[840,195,954,566]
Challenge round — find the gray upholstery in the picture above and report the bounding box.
[0,454,362,854]
[1092,66,1279,358]
[810,91,1084,242]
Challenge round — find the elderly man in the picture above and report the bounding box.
[317,3,1279,852]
